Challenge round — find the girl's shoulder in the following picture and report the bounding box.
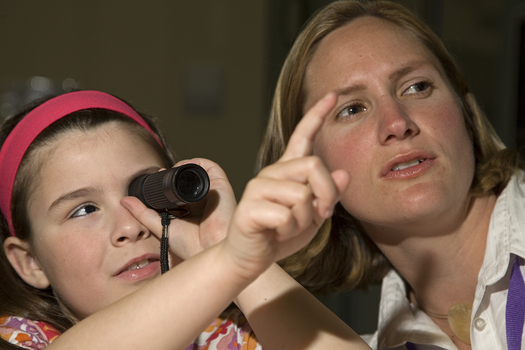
[188,307,262,350]
[0,315,60,349]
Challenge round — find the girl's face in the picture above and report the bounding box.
[27,122,172,320]
[307,17,475,239]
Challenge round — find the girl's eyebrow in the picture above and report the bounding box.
[48,187,102,213]
[47,166,162,213]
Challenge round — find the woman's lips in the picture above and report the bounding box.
[391,158,424,171]
[381,151,436,179]
[383,158,434,179]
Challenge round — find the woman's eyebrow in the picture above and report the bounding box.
[334,83,367,97]
[333,60,435,97]
[388,59,434,81]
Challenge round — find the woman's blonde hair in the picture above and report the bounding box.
[257,0,522,293]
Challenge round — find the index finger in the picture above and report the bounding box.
[279,92,337,162]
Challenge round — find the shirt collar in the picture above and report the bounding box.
[480,171,525,287]
[374,172,525,349]
[375,270,456,349]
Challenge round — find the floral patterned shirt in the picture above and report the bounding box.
[1,308,262,349]
[0,316,60,349]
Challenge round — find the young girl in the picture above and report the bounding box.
[0,90,370,349]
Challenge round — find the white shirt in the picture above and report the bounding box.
[363,172,525,350]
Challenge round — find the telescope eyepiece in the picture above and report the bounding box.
[128,164,210,210]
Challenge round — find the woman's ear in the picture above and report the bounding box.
[3,236,50,289]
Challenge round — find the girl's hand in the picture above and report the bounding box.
[121,158,236,260]
[222,93,350,280]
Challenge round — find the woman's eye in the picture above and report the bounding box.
[404,81,432,95]
[71,204,98,218]
[337,104,367,119]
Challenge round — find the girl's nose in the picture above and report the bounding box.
[110,205,151,245]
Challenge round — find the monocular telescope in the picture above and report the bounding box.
[128,163,210,210]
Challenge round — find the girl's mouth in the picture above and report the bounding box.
[122,259,153,272]
[115,256,160,280]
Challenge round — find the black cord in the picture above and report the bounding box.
[158,209,189,274]
[160,211,171,274]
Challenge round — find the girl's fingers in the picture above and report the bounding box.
[236,200,298,239]
[280,92,337,162]
[272,93,343,217]
[174,158,234,193]
[242,177,315,234]
[170,158,236,221]
[331,169,351,198]
[235,196,323,244]
[120,196,163,239]
[258,156,340,218]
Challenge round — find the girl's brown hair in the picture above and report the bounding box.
[257,0,522,293]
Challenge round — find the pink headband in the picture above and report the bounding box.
[0,90,160,237]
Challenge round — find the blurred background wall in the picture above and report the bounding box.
[0,1,267,199]
[0,0,522,335]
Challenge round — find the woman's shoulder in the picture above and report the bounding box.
[187,307,262,350]
[0,315,60,349]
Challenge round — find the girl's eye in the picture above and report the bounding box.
[71,204,98,218]
[337,104,367,119]
[404,81,432,96]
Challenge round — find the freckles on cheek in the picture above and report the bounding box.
[432,104,464,132]
[48,244,98,274]
[434,107,472,154]
[317,136,362,172]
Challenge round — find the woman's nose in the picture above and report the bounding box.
[110,205,151,245]
[377,98,419,144]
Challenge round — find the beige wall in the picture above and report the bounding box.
[0,1,267,197]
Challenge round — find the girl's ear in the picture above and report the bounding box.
[3,236,50,289]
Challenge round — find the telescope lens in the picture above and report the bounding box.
[177,169,203,199]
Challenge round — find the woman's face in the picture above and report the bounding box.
[307,17,475,238]
[27,122,174,320]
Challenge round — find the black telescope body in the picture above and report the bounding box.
[128,164,210,210]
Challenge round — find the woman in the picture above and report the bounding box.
[258,1,523,349]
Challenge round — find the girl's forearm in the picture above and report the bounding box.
[47,242,252,350]
[234,263,372,350]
